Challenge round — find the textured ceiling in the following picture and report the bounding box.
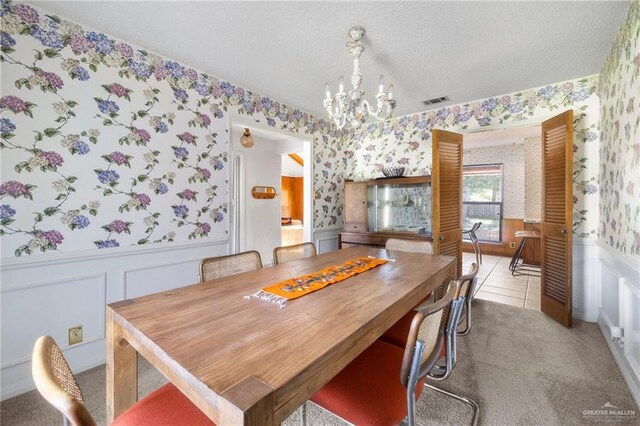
[32,1,629,118]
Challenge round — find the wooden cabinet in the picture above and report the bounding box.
[340,176,432,249]
[344,181,368,232]
[339,231,431,249]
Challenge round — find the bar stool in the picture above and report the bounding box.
[509,230,541,275]
[462,222,482,265]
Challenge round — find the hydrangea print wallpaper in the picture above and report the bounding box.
[0,1,341,257]
[2,0,632,259]
[599,0,640,256]
[344,75,601,239]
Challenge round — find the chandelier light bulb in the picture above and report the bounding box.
[389,84,394,100]
[339,76,344,93]
[325,83,331,99]
[378,74,384,92]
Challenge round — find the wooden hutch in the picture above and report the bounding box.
[339,176,433,248]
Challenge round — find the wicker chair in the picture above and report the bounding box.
[457,262,480,336]
[380,237,434,347]
[425,265,480,425]
[385,237,433,254]
[309,282,457,426]
[273,242,317,265]
[376,264,480,425]
[198,250,262,282]
[32,336,214,426]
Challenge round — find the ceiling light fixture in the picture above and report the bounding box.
[240,128,254,148]
[323,26,396,130]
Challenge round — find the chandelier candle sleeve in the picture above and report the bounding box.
[244,256,388,308]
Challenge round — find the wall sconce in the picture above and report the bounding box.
[251,186,277,199]
[240,128,254,148]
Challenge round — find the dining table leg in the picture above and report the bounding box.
[219,376,276,425]
[106,306,138,424]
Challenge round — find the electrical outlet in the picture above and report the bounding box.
[509,242,516,248]
[68,325,83,345]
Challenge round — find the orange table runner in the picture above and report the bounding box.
[246,256,388,308]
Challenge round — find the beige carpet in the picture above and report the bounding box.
[2,300,638,425]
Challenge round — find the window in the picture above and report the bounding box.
[462,164,503,242]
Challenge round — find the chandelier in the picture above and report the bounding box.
[323,26,396,130]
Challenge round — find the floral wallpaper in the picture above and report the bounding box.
[343,75,601,238]
[0,1,341,257]
[463,144,525,219]
[523,136,542,220]
[598,0,640,256]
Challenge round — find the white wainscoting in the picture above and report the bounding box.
[597,240,640,408]
[0,238,229,401]
[313,226,342,254]
[572,237,600,322]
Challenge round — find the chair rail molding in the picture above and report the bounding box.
[0,237,230,271]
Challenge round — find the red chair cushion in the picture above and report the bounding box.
[380,293,432,349]
[113,383,215,426]
[311,340,426,426]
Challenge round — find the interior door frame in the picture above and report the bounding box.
[228,114,314,254]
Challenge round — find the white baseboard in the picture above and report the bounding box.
[598,316,640,409]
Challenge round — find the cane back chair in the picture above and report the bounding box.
[199,250,262,282]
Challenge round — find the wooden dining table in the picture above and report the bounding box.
[106,246,456,425]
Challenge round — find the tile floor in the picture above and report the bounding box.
[462,251,541,310]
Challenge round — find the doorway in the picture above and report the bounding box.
[281,153,304,246]
[229,118,312,265]
[458,110,575,329]
[461,124,543,310]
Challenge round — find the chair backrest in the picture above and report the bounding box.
[399,281,456,388]
[32,336,96,426]
[458,262,479,301]
[470,222,482,234]
[273,242,317,265]
[199,250,262,282]
[385,238,433,254]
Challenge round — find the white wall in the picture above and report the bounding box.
[231,127,282,265]
[282,154,303,177]
[0,239,228,400]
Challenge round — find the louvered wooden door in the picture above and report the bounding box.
[541,111,573,327]
[432,129,463,279]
